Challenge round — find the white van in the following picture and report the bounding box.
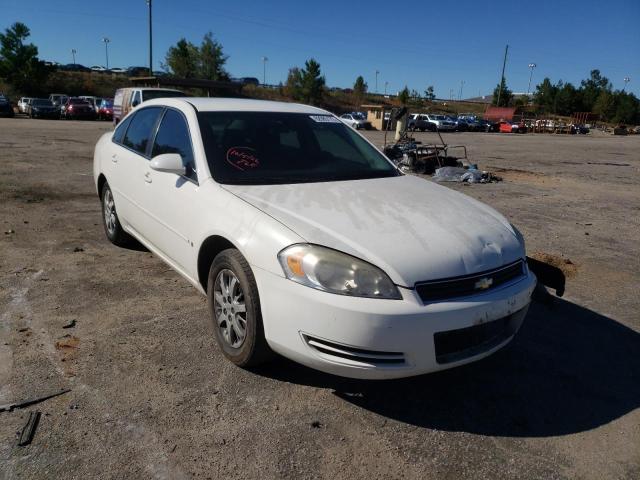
[112,87,186,124]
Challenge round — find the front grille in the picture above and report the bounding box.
[303,335,405,365]
[434,310,522,364]
[416,260,525,303]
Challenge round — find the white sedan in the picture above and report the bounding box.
[93,98,536,379]
[339,112,371,130]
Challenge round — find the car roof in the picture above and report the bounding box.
[143,97,330,115]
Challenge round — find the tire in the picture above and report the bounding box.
[207,249,272,368]
[101,182,133,247]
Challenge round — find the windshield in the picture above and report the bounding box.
[33,99,52,106]
[141,90,188,101]
[352,113,365,120]
[432,115,446,120]
[198,111,399,185]
[69,98,89,104]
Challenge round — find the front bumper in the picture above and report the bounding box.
[254,266,536,379]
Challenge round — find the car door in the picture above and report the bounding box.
[111,107,163,239]
[139,107,201,275]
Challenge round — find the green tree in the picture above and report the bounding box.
[299,58,325,105]
[533,78,557,113]
[0,22,50,94]
[284,67,303,100]
[554,81,579,116]
[164,32,228,80]
[198,32,229,81]
[580,69,612,111]
[612,91,639,124]
[164,38,199,78]
[593,90,614,119]
[353,75,367,96]
[398,86,410,105]
[492,77,513,107]
[424,85,435,101]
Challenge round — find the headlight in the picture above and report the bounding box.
[278,244,401,299]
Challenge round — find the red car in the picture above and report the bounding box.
[61,97,97,120]
[98,98,114,121]
[498,121,526,133]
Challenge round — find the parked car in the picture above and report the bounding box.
[127,66,150,77]
[18,97,33,113]
[27,98,59,119]
[425,114,456,131]
[80,96,104,113]
[0,95,14,117]
[478,119,499,132]
[339,112,371,130]
[93,97,535,379]
[61,97,97,120]
[112,87,187,124]
[98,98,114,120]
[109,67,127,74]
[90,65,107,72]
[497,121,526,133]
[49,93,69,109]
[59,63,91,72]
[456,117,483,132]
[408,114,436,132]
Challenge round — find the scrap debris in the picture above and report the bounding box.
[0,389,71,413]
[62,319,77,329]
[432,166,502,184]
[18,411,41,446]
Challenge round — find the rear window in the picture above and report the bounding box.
[121,107,162,155]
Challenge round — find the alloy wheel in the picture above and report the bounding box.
[213,269,247,348]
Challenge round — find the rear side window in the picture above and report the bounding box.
[122,107,162,155]
[152,109,196,181]
[112,115,132,144]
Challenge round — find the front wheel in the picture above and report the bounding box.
[207,249,272,368]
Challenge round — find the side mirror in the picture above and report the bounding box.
[132,100,140,107]
[150,153,185,176]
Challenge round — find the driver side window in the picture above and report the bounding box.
[152,109,197,182]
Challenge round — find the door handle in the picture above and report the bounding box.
[111,153,118,163]
[144,171,152,183]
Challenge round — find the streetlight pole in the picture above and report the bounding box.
[527,63,537,96]
[71,49,77,65]
[458,80,465,101]
[384,81,388,95]
[146,0,153,75]
[375,70,380,94]
[623,76,630,91]
[496,44,509,106]
[102,37,110,70]
[261,56,268,85]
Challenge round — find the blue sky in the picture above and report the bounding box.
[2,0,639,97]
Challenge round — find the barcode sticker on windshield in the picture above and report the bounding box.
[309,115,341,123]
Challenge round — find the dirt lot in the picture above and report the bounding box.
[1,118,639,480]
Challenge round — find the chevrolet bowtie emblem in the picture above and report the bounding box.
[474,277,494,290]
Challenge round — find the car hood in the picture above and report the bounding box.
[223,175,524,286]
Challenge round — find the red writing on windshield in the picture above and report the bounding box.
[226,147,260,171]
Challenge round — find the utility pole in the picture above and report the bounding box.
[375,70,380,94]
[527,63,536,96]
[146,0,153,75]
[623,76,630,91]
[458,80,465,101]
[102,37,110,69]
[384,81,388,95]
[71,48,77,64]
[496,44,509,106]
[261,56,268,85]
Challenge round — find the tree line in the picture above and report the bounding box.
[492,70,639,124]
[1,21,637,124]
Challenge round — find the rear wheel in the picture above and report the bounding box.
[207,249,272,367]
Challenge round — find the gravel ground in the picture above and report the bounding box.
[1,117,639,479]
